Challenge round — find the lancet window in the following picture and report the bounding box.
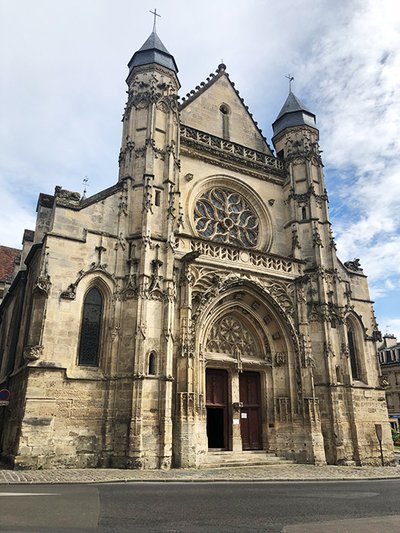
[78,287,103,366]
[148,351,156,375]
[347,326,359,380]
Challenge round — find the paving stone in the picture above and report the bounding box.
[0,463,400,485]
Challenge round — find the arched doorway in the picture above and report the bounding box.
[199,282,295,453]
[205,367,263,451]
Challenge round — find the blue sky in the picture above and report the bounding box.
[1,0,399,337]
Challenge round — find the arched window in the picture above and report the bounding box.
[220,103,230,140]
[148,351,156,375]
[78,287,103,366]
[347,327,359,380]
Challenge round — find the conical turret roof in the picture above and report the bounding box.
[128,30,178,74]
[272,91,316,136]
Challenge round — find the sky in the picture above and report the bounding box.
[1,0,399,338]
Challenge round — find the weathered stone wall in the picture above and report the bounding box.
[0,368,28,465]
[14,367,109,468]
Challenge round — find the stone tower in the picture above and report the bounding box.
[272,92,389,464]
[117,30,181,468]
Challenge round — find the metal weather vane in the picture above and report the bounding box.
[285,73,294,93]
[82,176,88,200]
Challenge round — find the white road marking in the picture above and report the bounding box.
[0,492,60,496]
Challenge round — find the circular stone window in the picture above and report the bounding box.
[194,187,259,248]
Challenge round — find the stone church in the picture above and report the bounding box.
[0,29,394,469]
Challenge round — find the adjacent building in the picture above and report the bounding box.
[0,246,21,303]
[379,335,400,431]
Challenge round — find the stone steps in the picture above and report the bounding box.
[200,450,296,469]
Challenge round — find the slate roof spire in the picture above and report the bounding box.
[272,90,316,137]
[128,30,178,74]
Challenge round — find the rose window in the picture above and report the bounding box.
[194,188,259,247]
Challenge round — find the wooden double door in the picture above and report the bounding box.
[206,369,262,451]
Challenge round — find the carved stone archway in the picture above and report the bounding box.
[198,282,300,454]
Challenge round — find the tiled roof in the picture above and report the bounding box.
[0,245,21,283]
[128,30,178,74]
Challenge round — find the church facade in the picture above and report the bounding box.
[0,30,394,469]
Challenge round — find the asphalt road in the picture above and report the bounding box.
[0,480,399,532]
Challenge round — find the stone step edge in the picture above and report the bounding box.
[199,461,297,469]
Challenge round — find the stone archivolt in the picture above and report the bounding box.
[189,266,296,322]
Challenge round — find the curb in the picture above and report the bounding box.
[1,475,400,485]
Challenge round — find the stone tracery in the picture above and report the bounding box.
[206,315,257,357]
[194,187,259,248]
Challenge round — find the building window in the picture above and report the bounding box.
[155,190,161,207]
[220,103,230,140]
[347,327,359,380]
[194,188,259,248]
[78,287,103,366]
[148,351,156,375]
[301,206,307,220]
[387,393,393,410]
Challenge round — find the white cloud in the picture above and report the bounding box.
[290,0,400,318]
[379,318,400,341]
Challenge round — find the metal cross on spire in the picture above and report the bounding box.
[150,8,161,31]
[285,73,294,93]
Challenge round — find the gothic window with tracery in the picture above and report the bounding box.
[206,315,257,357]
[78,287,103,366]
[194,188,259,248]
[347,327,359,380]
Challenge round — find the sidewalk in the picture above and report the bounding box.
[1,462,400,485]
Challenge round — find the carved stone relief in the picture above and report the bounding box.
[206,315,257,357]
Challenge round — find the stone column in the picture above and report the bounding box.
[231,371,242,451]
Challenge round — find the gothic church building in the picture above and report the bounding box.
[0,30,394,469]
